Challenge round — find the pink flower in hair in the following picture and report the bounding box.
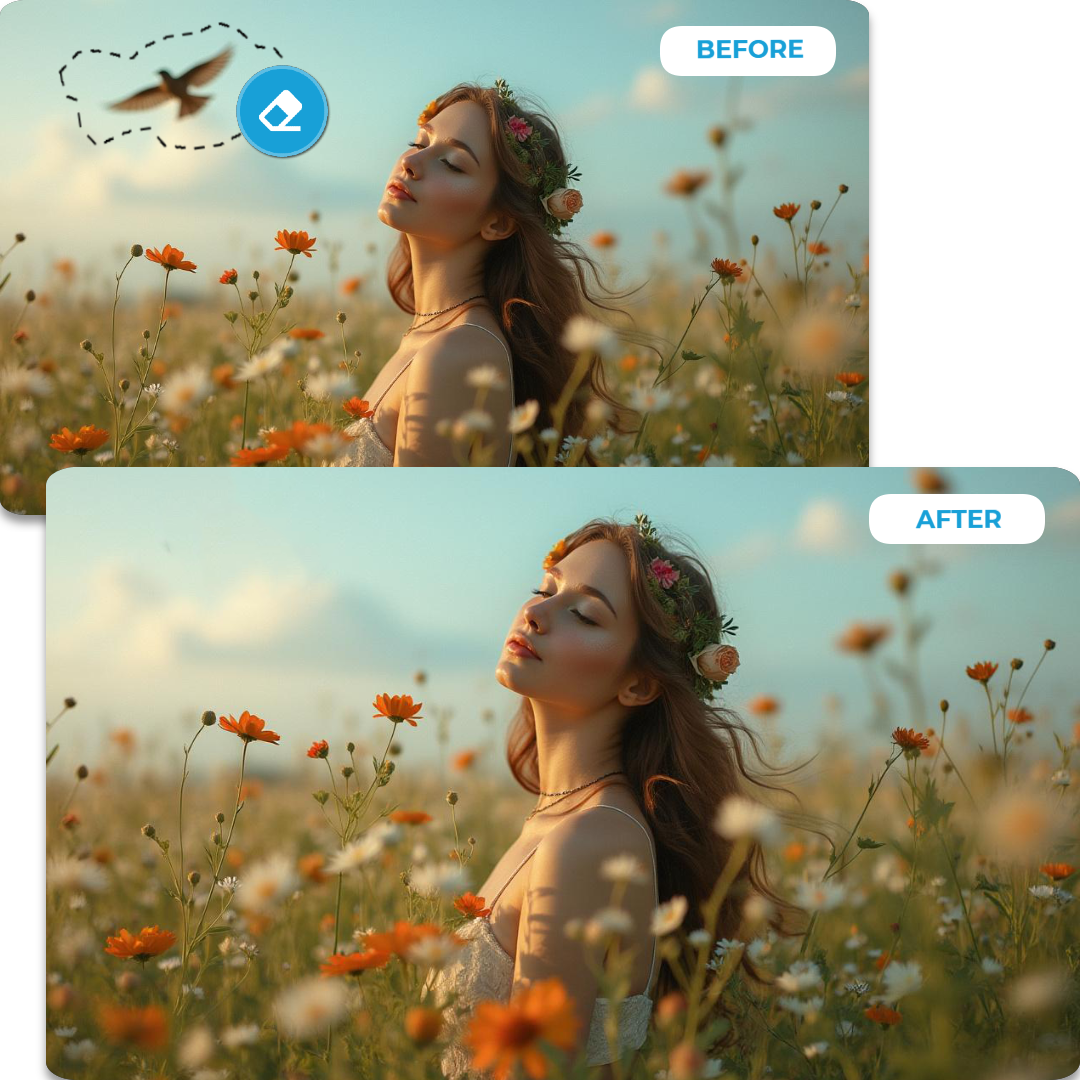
[649,557,680,589]
[506,115,533,142]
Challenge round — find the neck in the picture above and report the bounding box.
[530,697,626,796]
[406,232,488,315]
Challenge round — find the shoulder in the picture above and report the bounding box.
[405,323,510,394]
[532,806,653,889]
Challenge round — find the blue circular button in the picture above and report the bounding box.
[237,65,328,157]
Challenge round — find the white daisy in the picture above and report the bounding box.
[234,348,284,383]
[273,976,350,1040]
[803,1041,829,1059]
[650,895,688,936]
[0,366,52,397]
[777,994,823,1017]
[220,1022,261,1049]
[451,409,493,441]
[405,932,468,968]
[63,1040,97,1062]
[560,315,619,359]
[620,453,652,467]
[775,960,824,994]
[713,796,782,845]
[407,861,470,899]
[47,855,108,893]
[234,854,299,914]
[881,959,923,1001]
[600,853,650,886]
[508,399,540,433]
[702,453,736,466]
[628,383,674,414]
[157,366,211,416]
[794,878,847,913]
[466,364,508,390]
[303,370,353,402]
[325,835,385,875]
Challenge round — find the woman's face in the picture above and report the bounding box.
[496,539,653,716]
[378,99,512,245]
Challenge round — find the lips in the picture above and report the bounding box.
[386,180,415,202]
[507,634,541,660]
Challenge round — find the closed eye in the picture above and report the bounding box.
[406,141,463,172]
[530,588,596,625]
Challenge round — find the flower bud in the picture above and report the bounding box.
[141,823,156,838]
[188,870,200,886]
[341,765,354,779]
[130,244,143,257]
[216,812,225,824]
[76,764,89,779]
[143,329,150,340]
[15,233,26,243]
[252,270,260,280]
[80,339,93,352]
[707,125,726,146]
[336,311,346,323]
[201,710,216,726]
[888,570,910,595]
[839,183,849,193]
[25,289,35,302]
[751,234,759,246]
[224,312,238,324]
[1011,658,1023,670]
[248,290,259,301]
[119,378,130,392]
[446,790,458,805]
[353,350,363,360]
[313,791,330,805]
[346,742,355,753]
[138,346,148,359]
[64,696,77,708]
[811,199,822,210]
[940,700,949,713]
[211,832,222,846]
[1045,639,1056,651]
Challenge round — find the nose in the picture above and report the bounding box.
[402,152,419,179]
[524,601,545,634]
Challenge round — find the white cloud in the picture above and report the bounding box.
[628,66,684,113]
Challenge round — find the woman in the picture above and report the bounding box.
[339,79,645,467]
[427,515,808,1077]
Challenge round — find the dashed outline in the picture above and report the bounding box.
[57,21,284,150]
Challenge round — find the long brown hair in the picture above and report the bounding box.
[387,82,664,465]
[505,517,824,1009]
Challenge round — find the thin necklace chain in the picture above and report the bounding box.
[525,769,624,822]
[403,294,486,336]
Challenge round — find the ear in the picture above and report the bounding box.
[481,209,517,242]
[617,669,662,709]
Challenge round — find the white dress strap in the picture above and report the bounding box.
[578,805,660,993]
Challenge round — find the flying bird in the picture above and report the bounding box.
[107,45,234,120]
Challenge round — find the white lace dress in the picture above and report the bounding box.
[425,805,659,1079]
[336,322,515,466]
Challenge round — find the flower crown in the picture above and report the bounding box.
[417,79,583,238]
[542,515,740,702]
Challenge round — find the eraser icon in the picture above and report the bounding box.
[259,89,302,131]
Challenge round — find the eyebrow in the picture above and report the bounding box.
[548,565,618,619]
[418,122,480,166]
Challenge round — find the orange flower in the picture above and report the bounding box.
[341,275,364,295]
[49,425,109,455]
[343,396,375,419]
[359,920,442,958]
[373,693,423,726]
[1040,863,1075,880]
[55,258,76,279]
[265,420,333,455]
[452,749,478,771]
[298,851,328,883]
[773,203,800,221]
[61,812,79,828]
[12,328,29,344]
[710,258,742,281]
[418,99,440,125]
[664,169,710,197]
[239,780,263,801]
[966,661,998,684]
[98,1003,169,1049]
[218,710,280,744]
[807,242,830,255]
[162,301,183,320]
[288,327,326,340]
[389,810,432,825]
[104,926,177,962]
[543,538,567,570]
[836,372,865,387]
[891,727,930,753]
[230,444,289,467]
[307,739,330,758]
[619,353,638,372]
[219,268,238,285]
[111,728,135,750]
[864,1004,902,1027]
[914,468,948,494]
[782,841,805,863]
[590,231,617,249]
[144,244,197,273]
[1007,707,1034,724]
[320,949,392,977]
[837,622,891,654]
[465,977,581,1080]
[405,1006,444,1044]
[274,229,317,257]
[213,362,237,390]
[746,694,779,717]
[454,892,492,918]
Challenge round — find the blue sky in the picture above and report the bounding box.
[45,467,1080,778]
[1,0,868,294]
